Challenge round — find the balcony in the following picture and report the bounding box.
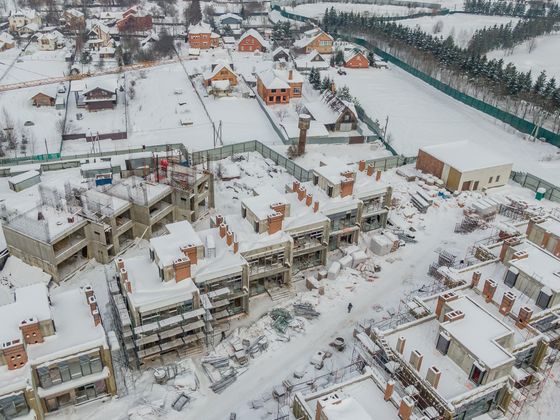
[149,202,173,224]
[116,217,133,235]
[54,236,89,265]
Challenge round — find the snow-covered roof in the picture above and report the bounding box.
[295,50,330,70]
[537,217,560,239]
[188,22,212,35]
[257,68,303,89]
[238,29,269,50]
[0,32,14,43]
[217,13,243,23]
[8,170,40,184]
[82,189,130,218]
[0,256,52,292]
[223,213,292,253]
[305,91,357,125]
[343,48,368,64]
[321,394,373,420]
[272,46,290,58]
[65,8,84,18]
[294,28,333,49]
[509,240,560,293]
[11,8,37,19]
[83,81,117,96]
[420,141,513,173]
[211,79,231,90]
[150,220,203,267]
[203,62,236,81]
[103,176,172,207]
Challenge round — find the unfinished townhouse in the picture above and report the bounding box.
[0,283,116,419]
[297,158,392,250]
[217,201,294,297]
[109,220,249,366]
[354,279,550,420]
[1,163,214,282]
[240,185,330,271]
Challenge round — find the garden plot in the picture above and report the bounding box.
[285,2,433,19]
[0,45,71,86]
[400,13,520,48]
[487,32,560,81]
[325,65,560,184]
[0,84,64,157]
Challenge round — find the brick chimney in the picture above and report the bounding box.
[483,279,497,303]
[396,336,406,354]
[297,185,306,201]
[435,291,458,318]
[219,223,227,238]
[367,164,374,177]
[215,214,224,227]
[1,340,28,370]
[120,268,128,282]
[88,295,98,313]
[398,396,415,420]
[233,239,239,254]
[358,160,366,172]
[116,258,125,270]
[288,69,293,80]
[426,366,441,389]
[124,279,132,293]
[471,271,481,288]
[180,244,198,265]
[500,291,517,316]
[409,349,423,371]
[268,212,284,235]
[340,178,354,198]
[305,193,313,207]
[84,285,95,302]
[226,230,234,246]
[19,318,44,345]
[384,380,394,401]
[516,306,533,329]
[91,308,102,327]
[512,250,529,261]
[499,237,521,261]
[174,257,191,282]
[270,202,286,216]
[444,310,464,323]
[376,170,382,181]
[313,201,319,213]
[292,180,300,193]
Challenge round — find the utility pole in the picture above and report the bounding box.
[383,115,389,138]
[44,138,49,158]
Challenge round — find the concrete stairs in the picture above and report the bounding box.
[267,287,295,302]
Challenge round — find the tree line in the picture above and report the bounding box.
[463,0,560,18]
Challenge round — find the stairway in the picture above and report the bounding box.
[267,287,295,302]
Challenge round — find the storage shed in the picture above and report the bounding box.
[8,170,41,192]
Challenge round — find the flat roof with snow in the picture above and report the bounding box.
[510,241,560,293]
[420,141,513,173]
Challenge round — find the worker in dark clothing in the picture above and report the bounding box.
[221,331,226,342]
[348,303,353,313]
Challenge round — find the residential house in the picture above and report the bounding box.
[299,158,392,249]
[416,141,513,192]
[256,68,303,105]
[343,49,369,68]
[0,32,15,51]
[272,47,290,63]
[294,28,334,54]
[88,22,113,49]
[188,22,220,49]
[141,31,159,48]
[304,90,359,133]
[116,6,153,32]
[0,282,117,419]
[203,63,238,96]
[215,13,243,32]
[83,83,117,111]
[36,31,65,51]
[63,9,85,31]
[110,219,249,365]
[294,50,330,71]
[31,91,56,107]
[8,9,41,33]
[237,29,269,52]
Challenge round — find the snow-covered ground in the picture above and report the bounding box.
[285,2,434,19]
[8,152,556,420]
[400,13,520,48]
[326,65,560,184]
[0,45,71,86]
[487,32,560,82]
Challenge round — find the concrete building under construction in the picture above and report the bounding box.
[1,162,214,282]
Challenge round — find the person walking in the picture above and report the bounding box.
[347,302,353,313]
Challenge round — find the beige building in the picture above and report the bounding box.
[0,283,116,419]
[416,141,513,192]
[8,9,41,33]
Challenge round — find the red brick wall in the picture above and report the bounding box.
[238,35,263,52]
[416,149,444,178]
[344,53,369,69]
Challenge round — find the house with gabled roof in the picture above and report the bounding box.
[237,29,269,52]
[295,50,330,71]
[203,62,238,96]
[256,68,303,105]
[8,9,41,33]
[343,49,369,69]
[304,90,358,133]
[188,22,220,49]
[294,28,334,54]
[0,32,15,51]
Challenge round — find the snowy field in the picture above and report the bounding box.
[326,65,560,184]
[5,152,557,420]
[0,83,65,157]
[400,13,520,48]
[285,2,434,19]
[487,32,560,82]
[0,45,71,86]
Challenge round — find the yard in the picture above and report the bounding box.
[326,65,560,184]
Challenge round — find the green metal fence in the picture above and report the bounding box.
[510,171,560,203]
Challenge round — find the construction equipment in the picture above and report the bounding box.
[171,393,190,411]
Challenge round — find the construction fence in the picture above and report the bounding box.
[510,171,560,203]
